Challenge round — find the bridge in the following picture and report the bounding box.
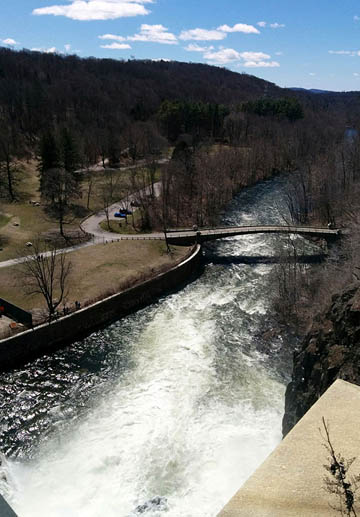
[164,225,341,246]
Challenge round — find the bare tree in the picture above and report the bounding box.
[84,172,94,211]
[20,241,72,321]
[321,417,360,516]
[98,169,120,230]
[0,123,24,201]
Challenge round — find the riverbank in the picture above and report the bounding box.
[0,243,203,371]
[282,282,360,436]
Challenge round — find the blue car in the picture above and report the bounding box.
[114,212,127,218]
[118,208,133,215]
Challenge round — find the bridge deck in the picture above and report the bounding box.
[165,225,340,244]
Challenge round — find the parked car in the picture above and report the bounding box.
[118,208,133,215]
[114,212,127,218]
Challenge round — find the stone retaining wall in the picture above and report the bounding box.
[0,245,202,371]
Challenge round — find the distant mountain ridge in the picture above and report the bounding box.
[290,87,334,94]
[290,86,360,95]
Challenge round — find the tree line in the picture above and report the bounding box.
[241,97,304,121]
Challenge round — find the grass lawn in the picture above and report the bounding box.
[0,161,75,260]
[100,219,139,235]
[0,160,163,261]
[99,210,152,235]
[0,241,190,314]
[0,214,11,229]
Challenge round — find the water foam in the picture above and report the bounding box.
[1,176,296,516]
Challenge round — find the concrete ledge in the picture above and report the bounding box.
[219,379,360,516]
[0,244,203,371]
[0,494,17,517]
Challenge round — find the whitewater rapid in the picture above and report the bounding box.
[0,177,305,516]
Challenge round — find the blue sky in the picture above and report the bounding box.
[2,0,360,91]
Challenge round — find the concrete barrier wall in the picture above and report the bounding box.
[218,380,360,517]
[0,297,33,326]
[0,245,202,371]
[0,494,17,517]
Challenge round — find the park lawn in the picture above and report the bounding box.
[0,161,79,260]
[99,210,150,235]
[100,219,139,235]
[77,165,162,214]
[0,214,10,229]
[0,240,190,313]
[0,161,163,260]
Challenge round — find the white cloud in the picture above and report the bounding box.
[204,47,280,67]
[100,42,131,49]
[2,38,18,45]
[64,43,71,52]
[240,51,280,67]
[31,46,58,53]
[32,0,153,21]
[204,47,241,64]
[243,60,280,67]
[275,51,283,56]
[329,50,352,55]
[354,15,360,21]
[98,25,177,45]
[128,24,177,44]
[184,43,214,52]
[98,33,126,41]
[257,21,285,29]
[240,51,270,61]
[151,58,171,61]
[270,22,285,29]
[309,72,316,76]
[217,23,259,34]
[179,28,226,41]
[354,72,359,76]
[329,50,360,56]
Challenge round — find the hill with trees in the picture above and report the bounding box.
[0,48,283,149]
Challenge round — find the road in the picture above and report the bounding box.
[81,182,162,240]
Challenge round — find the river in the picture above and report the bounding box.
[0,177,308,516]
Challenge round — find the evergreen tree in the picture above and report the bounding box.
[61,128,80,174]
[38,131,61,194]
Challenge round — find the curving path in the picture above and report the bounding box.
[0,174,164,268]
[81,182,162,241]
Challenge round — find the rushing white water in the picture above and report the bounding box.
[0,177,310,516]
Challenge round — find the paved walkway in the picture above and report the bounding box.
[0,241,95,269]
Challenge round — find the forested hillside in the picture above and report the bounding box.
[0,48,284,147]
